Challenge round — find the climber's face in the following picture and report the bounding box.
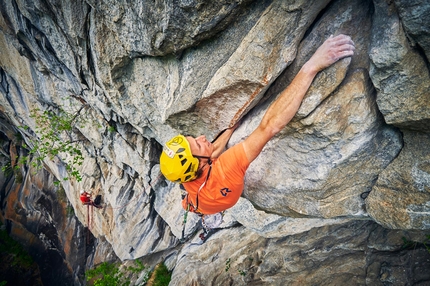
[186,135,213,159]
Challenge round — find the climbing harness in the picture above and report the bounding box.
[181,211,223,243]
[198,212,224,242]
[199,216,213,242]
[180,160,214,243]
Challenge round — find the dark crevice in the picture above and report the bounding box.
[413,42,430,75]
[302,1,333,40]
[0,68,28,114]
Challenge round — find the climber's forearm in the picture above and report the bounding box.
[259,34,355,137]
[259,63,317,136]
[242,64,317,163]
[241,35,355,164]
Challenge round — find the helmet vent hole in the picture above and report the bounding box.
[181,158,187,166]
[177,148,185,153]
[185,163,193,173]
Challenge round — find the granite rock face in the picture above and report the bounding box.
[369,0,430,131]
[171,221,430,286]
[366,131,430,229]
[1,0,430,284]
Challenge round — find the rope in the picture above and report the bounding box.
[86,204,90,244]
[87,204,90,228]
[83,172,168,245]
[91,203,94,230]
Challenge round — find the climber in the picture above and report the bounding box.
[80,189,102,209]
[160,34,355,216]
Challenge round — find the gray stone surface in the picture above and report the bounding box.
[370,0,430,131]
[366,131,430,229]
[171,221,430,285]
[1,0,430,284]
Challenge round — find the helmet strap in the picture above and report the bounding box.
[194,155,212,167]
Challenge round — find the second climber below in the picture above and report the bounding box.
[80,188,103,209]
[160,34,355,215]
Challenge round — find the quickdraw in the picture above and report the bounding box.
[180,204,190,243]
[198,214,213,242]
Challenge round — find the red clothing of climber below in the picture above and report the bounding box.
[80,192,91,204]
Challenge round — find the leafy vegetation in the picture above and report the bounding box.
[149,263,171,286]
[86,260,150,286]
[66,206,75,217]
[20,108,86,183]
[0,160,23,183]
[56,184,75,216]
[86,262,125,286]
[0,162,13,177]
[0,224,34,268]
[0,222,41,285]
[107,125,116,133]
[224,256,255,279]
[225,258,231,272]
[56,185,68,202]
[402,235,430,253]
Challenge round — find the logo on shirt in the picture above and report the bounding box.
[220,188,232,197]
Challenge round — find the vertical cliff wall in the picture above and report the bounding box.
[0,0,429,284]
[0,113,92,284]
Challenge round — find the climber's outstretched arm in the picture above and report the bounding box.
[242,34,355,163]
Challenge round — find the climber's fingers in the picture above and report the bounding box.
[308,34,355,72]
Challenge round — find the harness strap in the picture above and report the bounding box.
[194,164,212,212]
[180,161,212,242]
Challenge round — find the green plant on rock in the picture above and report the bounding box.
[66,205,75,217]
[402,235,430,253]
[0,161,13,177]
[86,262,125,286]
[1,133,25,183]
[127,259,145,273]
[107,125,116,133]
[20,107,86,183]
[86,260,151,286]
[56,185,67,202]
[0,222,34,268]
[150,263,171,286]
[1,160,23,183]
[225,258,231,272]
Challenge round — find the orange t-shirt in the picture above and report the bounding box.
[182,142,250,214]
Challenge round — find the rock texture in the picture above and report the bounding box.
[1,0,430,285]
[0,115,90,285]
[369,0,430,131]
[171,221,430,286]
[367,131,430,229]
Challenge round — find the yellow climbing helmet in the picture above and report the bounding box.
[160,135,200,183]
